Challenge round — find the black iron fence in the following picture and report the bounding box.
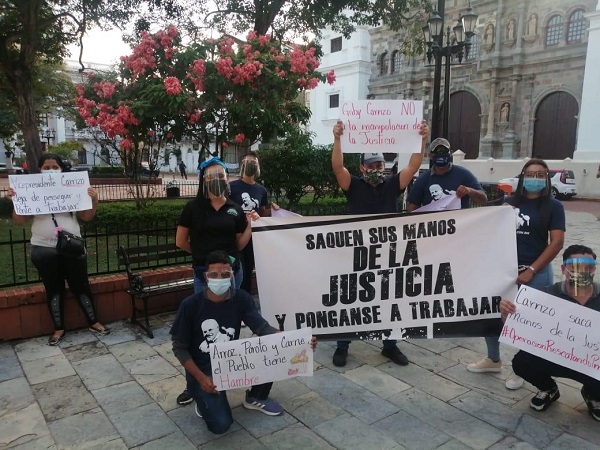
[0,221,191,288]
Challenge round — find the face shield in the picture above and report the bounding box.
[203,168,228,198]
[563,257,597,294]
[240,158,260,178]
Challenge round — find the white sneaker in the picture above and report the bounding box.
[505,372,524,390]
[467,357,502,373]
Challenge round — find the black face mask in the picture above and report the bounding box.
[242,161,259,177]
[205,179,228,197]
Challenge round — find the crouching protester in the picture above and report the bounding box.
[499,245,600,419]
[170,250,317,434]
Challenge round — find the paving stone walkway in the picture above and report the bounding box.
[1,210,600,449]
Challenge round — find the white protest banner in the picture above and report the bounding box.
[210,328,313,390]
[340,99,423,154]
[9,172,92,215]
[414,194,461,212]
[272,207,301,218]
[499,286,600,381]
[252,206,518,340]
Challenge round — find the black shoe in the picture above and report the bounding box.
[177,388,194,405]
[381,346,409,366]
[332,348,348,367]
[530,385,560,411]
[581,386,600,421]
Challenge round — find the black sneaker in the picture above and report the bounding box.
[530,385,560,411]
[581,386,600,421]
[381,346,409,366]
[177,388,194,405]
[332,348,348,367]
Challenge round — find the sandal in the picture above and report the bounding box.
[89,325,111,336]
[48,332,64,346]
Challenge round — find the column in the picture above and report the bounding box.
[480,72,497,158]
[502,75,521,159]
[574,1,600,160]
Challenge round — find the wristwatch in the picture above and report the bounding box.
[528,266,536,273]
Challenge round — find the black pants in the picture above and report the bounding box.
[513,350,600,399]
[240,239,255,294]
[31,245,97,331]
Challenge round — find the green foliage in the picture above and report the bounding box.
[89,199,189,228]
[90,166,125,175]
[258,131,360,208]
[197,0,431,42]
[48,141,82,163]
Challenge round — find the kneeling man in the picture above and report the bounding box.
[171,250,315,433]
[500,245,600,419]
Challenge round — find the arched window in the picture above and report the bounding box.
[567,9,586,43]
[390,50,402,74]
[466,34,479,61]
[546,15,563,47]
[379,52,389,76]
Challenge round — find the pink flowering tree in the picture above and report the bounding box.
[76,27,336,203]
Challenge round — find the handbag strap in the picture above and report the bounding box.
[51,213,59,228]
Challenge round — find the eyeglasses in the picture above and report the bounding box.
[523,171,547,179]
[206,271,233,279]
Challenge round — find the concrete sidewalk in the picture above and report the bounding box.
[2,210,600,449]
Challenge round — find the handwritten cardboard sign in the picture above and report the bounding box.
[210,328,313,391]
[340,99,423,154]
[499,286,600,381]
[9,172,92,215]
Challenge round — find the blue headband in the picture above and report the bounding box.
[564,257,597,266]
[200,157,228,171]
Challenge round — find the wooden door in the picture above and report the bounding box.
[438,91,482,159]
[532,92,578,159]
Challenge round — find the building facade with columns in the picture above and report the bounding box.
[367,0,598,161]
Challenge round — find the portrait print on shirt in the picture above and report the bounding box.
[514,207,531,232]
[240,191,260,213]
[429,184,455,202]
[199,318,235,353]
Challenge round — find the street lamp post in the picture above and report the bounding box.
[423,1,478,140]
[39,128,56,147]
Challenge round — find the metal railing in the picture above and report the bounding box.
[0,221,191,288]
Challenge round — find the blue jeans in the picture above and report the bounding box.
[193,264,243,294]
[187,372,272,434]
[337,339,398,351]
[485,264,554,361]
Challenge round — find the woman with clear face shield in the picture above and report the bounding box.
[176,157,258,295]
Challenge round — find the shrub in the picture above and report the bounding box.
[90,199,188,228]
[91,166,125,176]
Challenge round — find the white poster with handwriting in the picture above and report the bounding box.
[9,172,92,215]
[210,328,313,391]
[499,285,600,381]
[340,99,423,154]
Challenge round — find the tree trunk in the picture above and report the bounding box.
[15,75,44,174]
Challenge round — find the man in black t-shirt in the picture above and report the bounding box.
[330,119,429,367]
[229,151,278,294]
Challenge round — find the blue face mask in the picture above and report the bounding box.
[523,178,545,193]
[432,153,450,167]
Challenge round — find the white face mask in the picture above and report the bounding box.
[207,278,231,296]
[41,169,61,174]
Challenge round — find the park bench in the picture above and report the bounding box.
[117,244,193,338]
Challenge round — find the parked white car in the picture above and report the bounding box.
[498,169,577,199]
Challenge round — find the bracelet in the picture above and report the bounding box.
[528,266,536,273]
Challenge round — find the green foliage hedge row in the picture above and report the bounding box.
[91,166,125,175]
[89,199,188,228]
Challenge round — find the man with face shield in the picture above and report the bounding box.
[330,119,430,367]
[407,138,487,211]
[175,158,259,405]
[229,152,278,294]
[499,245,600,419]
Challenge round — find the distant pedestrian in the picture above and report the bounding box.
[179,160,187,180]
[596,164,600,179]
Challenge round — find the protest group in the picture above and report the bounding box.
[6,99,600,436]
